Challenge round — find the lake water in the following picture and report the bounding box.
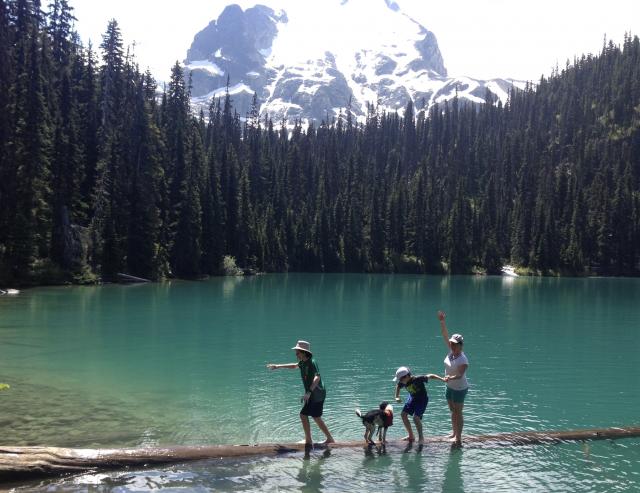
[1,274,639,492]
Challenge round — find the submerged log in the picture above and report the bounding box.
[1,426,639,481]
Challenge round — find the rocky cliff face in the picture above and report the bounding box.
[185,4,286,117]
[184,1,525,122]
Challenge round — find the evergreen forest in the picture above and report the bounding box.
[1,0,639,286]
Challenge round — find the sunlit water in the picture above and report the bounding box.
[1,274,639,491]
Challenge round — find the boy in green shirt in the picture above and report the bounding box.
[267,340,335,445]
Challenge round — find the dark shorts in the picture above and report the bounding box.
[445,387,468,404]
[300,399,324,418]
[402,395,428,419]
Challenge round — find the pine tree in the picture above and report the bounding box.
[171,121,203,278]
[90,18,126,279]
[126,73,163,280]
[0,0,15,280]
[48,0,86,272]
[7,0,53,281]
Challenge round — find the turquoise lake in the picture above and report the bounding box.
[1,274,639,491]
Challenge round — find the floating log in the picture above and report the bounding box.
[1,426,639,481]
[116,273,151,283]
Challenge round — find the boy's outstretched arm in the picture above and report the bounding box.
[426,373,446,382]
[394,384,401,402]
[266,363,298,370]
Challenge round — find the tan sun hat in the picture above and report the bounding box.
[292,340,312,353]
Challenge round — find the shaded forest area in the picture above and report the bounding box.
[1,0,639,285]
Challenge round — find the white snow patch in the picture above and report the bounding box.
[187,60,224,77]
[298,83,321,95]
[485,80,510,105]
[196,83,254,102]
[405,72,447,95]
[262,100,304,122]
[260,65,287,116]
[433,77,485,105]
[230,83,254,95]
[268,100,303,112]
[284,58,336,83]
[509,79,530,91]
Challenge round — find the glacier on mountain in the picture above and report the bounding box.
[184,0,527,122]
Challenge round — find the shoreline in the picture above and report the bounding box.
[4,267,639,291]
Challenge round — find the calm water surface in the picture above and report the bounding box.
[1,274,639,491]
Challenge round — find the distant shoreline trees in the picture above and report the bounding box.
[0,0,639,285]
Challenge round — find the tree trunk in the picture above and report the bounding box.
[2,426,639,481]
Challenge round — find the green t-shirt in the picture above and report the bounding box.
[298,357,326,402]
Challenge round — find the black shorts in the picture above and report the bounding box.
[300,399,325,418]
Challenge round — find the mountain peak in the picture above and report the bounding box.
[185,2,524,123]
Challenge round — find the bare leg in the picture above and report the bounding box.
[414,415,424,443]
[300,414,313,445]
[401,412,415,441]
[313,416,335,444]
[452,402,464,446]
[447,400,455,438]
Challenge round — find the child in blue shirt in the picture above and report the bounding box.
[394,366,445,442]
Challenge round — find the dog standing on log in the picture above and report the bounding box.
[355,401,394,444]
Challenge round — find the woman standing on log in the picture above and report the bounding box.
[437,311,469,447]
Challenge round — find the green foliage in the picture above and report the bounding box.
[222,255,242,276]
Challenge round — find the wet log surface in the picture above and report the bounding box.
[2,426,639,481]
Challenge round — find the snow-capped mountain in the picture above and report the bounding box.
[185,1,527,122]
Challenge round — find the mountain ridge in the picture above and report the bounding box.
[185,2,527,121]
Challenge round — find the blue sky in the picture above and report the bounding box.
[70,0,640,82]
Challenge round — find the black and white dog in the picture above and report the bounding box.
[355,401,394,444]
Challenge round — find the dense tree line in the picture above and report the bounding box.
[1,0,639,285]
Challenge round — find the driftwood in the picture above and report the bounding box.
[1,426,639,482]
[116,273,151,283]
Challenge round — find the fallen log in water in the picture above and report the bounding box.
[116,273,151,283]
[1,426,639,481]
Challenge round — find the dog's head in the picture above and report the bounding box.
[379,401,393,427]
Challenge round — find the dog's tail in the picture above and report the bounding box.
[355,408,363,418]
